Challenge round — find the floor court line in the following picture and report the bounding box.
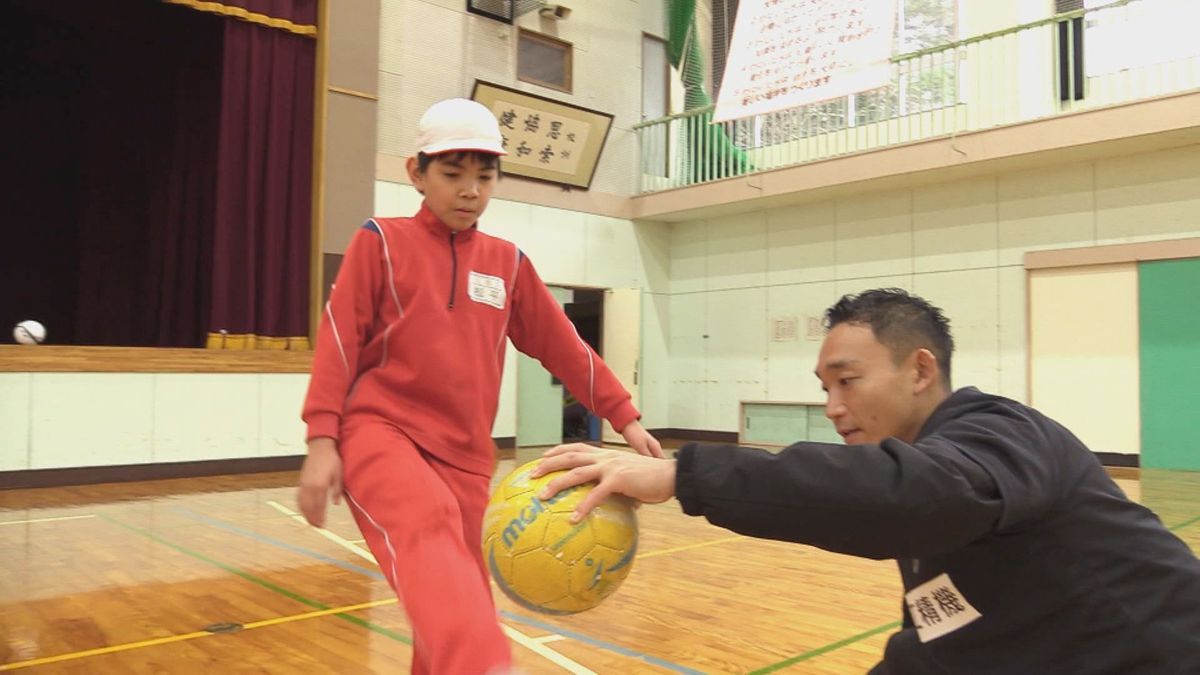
[97,513,410,644]
[499,612,707,675]
[747,620,903,675]
[171,506,385,580]
[0,514,96,526]
[225,501,899,674]
[636,535,746,559]
[0,598,398,671]
[502,625,597,675]
[267,500,376,561]
[264,500,702,673]
[1169,514,1200,532]
[264,501,598,673]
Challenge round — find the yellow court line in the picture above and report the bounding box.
[637,535,746,559]
[0,598,397,671]
[270,501,597,674]
[0,514,96,526]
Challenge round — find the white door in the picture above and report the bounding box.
[601,288,642,444]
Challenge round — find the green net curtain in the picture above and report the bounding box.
[668,0,752,182]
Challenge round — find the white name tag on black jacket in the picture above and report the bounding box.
[468,271,506,310]
[904,573,982,642]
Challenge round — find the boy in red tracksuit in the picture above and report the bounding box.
[297,98,663,675]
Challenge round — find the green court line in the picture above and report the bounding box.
[747,620,902,675]
[97,513,411,644]
[1169,514,1200,532]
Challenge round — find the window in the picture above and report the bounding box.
[517,29,572,93]
[466,0,514,24]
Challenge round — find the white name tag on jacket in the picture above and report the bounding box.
[904,573,982,642]
[468,271,506,310]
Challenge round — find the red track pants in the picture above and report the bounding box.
[340,418,511,674]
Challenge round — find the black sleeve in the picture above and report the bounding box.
[674,435,1005,560]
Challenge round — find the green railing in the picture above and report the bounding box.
[635,0,1200,193]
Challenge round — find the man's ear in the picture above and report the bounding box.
[913,348,940,394]
[406,156,425,194]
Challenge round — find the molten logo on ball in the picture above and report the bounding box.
[483,459,637,614]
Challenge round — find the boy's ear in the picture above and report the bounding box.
[406,156,425,194]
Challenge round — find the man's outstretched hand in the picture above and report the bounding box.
[533,444,676,523]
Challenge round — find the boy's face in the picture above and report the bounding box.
[815,323,926,445]
[408,153,498,232]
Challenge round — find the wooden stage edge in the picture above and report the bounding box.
[0,345,313,373]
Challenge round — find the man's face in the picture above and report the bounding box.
[815,323,922,445]
[409,154,497,232]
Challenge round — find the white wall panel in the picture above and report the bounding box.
[260,374,309,457]
[913,177,998,273]
[766,202,836,286]
[0,374,31,471]
[154,374,259,463]
[997,163,1096,267]
[914,269,1000,394]
[704,288,767,431]
[835,191,913,280]
[31,374,154,469]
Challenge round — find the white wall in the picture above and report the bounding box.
[0,373,308,471]
[377,0,667,197]
[665,143,1200,433]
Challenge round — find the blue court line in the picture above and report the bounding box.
[500,610,707,675]
[174,506,706,674]
[170,507,386,581]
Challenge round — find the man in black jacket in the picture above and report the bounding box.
[534,288,1200,674]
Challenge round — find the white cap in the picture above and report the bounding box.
[415,98,507,156]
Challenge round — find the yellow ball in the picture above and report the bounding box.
[483,459,638,614]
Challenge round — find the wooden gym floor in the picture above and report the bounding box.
[2,453,1198,674]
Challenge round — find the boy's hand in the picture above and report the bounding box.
[297,438,343,528]
[533,444,676,523]
[619,420,665,458]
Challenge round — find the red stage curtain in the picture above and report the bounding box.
[191,0,317,350]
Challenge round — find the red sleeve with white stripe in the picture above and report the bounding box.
[302,226,384,443]
[507,254,640,433]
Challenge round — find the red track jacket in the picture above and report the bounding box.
[303,205,640,475]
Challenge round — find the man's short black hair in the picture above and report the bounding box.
[416,151,501,174]
[825,288,954,388]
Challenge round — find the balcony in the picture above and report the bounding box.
[635,0,1200,195]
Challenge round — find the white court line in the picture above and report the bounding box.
[503,625,594,675]
[536,634,568,644]
[266,500,375,562]
[0,514,96,526]
[267,500,590,673]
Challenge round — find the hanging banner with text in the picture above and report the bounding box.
[713,0,897,123]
